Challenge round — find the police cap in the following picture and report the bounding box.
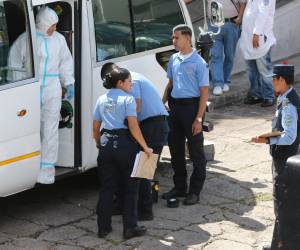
[270,64,294,84]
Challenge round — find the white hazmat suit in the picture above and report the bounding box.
[7,32,32,81]
[36,7,74,184]
[7,7,75,183]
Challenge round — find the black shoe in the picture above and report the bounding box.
[138,213,154,221]
[261,99,275,107]
[262,245,271,250]
[183,194,199,205]
[123,226,147,239]
[243,95,263,105]
[98,228,112,238]
[162,188,187,200]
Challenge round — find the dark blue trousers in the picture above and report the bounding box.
[138,118,169,216]
[97,132,139,231]
[168,100,206,195]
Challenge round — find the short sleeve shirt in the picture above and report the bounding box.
[93,88,137,130]
[270,88,298,146]
[130,72,168,121]
[167,49,209,98]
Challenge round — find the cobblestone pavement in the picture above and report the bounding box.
[0,103,276,250]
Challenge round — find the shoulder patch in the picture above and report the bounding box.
[282,98,289,109]
[263,0,269,6]
[283,114,294,128]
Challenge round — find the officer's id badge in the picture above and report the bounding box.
[263,0,269,6]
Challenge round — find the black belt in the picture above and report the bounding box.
[172,97,199,105]
[141,115,167,124]
[101,128,129,136]
[224,16,237,23]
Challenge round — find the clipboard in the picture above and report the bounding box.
[131,151,159,179]
[258,131,284,138]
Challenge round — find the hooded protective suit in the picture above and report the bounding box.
[7,32,32,81]
[35,6,74,184]
[7,7,74,184]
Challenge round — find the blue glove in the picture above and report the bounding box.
[66,84,74,100]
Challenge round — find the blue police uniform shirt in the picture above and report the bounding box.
[93,88,137,130]
[167,48,209,98]
[270,88,298,145]
[130,72,168,121]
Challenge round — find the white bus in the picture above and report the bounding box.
[0,0,194,197]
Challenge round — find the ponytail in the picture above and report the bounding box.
[103,68,130,89]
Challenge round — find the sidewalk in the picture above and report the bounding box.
[209,53,300,108]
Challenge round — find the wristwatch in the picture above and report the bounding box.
[195,117,203,123]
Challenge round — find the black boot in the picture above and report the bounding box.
[98,227,112,238]
[123,226,147,239]
[162,188,187,200]
[138,212,154,221]
[244,95,263,105]
[183,194,199,205]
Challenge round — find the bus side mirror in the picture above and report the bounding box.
[210,1,224,27]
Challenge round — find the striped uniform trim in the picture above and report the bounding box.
[0,151,40,167]
[41,162,55,168]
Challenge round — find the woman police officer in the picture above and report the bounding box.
[93,67,152,239]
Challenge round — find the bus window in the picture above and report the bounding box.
[91,0,133,62]
[0,0,33,85]
[132,0,185,52]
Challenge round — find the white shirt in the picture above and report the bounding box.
[179,49,194,60]
[240,0,276,60]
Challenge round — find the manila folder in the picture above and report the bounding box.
[131,151,159,179]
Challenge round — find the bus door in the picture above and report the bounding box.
[32,0,81,169]
[0,0,40,197]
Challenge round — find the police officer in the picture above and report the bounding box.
[101,62,169,221]
[93,67,152,239]
[251,64,300,250]
[131,70,169,219]
[162,24,209,205]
